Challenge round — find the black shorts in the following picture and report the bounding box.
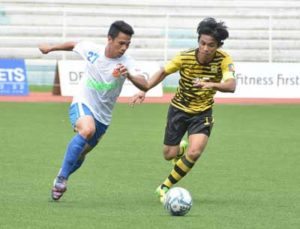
[164,105,214,146]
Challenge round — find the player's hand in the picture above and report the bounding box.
[38,44,52,54]
[112,64,130,78]
[130,91,146,107]
[193,78,214,89]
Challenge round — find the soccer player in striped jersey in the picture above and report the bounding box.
[128,17,236,203]
[39,21,148,201]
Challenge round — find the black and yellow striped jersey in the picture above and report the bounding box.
[164,48,235,113]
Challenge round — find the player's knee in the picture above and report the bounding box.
[78,126,96,140]
[187,149,202,161]
[163,147,177,161]
[163,154,173,161]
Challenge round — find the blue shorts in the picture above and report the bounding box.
[69,103,108,147]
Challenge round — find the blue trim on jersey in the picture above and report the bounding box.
[69,103,108,147]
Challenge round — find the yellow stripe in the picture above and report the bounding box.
[164,179,173,187]
[171,170,182,180]
[176,159,190,173]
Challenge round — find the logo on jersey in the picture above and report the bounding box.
[211,65,218,73]
[86,79,118,91]
[112,63,122,78]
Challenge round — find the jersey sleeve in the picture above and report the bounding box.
[221,55,235,81]
[73,41,103,62]
[164,52,182,74]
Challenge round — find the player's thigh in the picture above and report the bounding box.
[187,133,209,160]
[163,105,188,146]
[187,108,214,137]
[69,103,96,135]
[76,116,95,133]
[69,103,108,147]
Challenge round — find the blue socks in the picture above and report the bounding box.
[69,158,85,175]
[59,134,88,179]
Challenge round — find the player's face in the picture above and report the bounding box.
[107,32,131,58]
[197,34,219,64]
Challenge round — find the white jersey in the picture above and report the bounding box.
[72,41,138,125]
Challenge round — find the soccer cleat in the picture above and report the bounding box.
[172,140,188,164]
[51,176,67,201]
[155,185,169,203]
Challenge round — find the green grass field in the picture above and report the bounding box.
[0,102,299,229]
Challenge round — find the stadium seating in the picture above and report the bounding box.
[0,0,300,84]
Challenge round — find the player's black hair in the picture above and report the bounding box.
[108,20,134,39]
[197,17,229,47]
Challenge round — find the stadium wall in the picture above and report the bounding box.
[0,0,300,93]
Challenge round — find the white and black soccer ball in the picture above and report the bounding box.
[164,187,192,216]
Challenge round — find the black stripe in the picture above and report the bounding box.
[181,155,194,168]
[174,165,186,177]
[168,175,177,184]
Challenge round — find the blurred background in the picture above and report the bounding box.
[0,0,300,88]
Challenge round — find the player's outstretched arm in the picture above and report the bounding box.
[38,41,77,54]
[193,78,236,93]
[127,67,168,92]
[129,68,169,106]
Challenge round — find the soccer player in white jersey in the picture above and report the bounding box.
[39,20,147,201]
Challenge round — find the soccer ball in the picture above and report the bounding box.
[164,187,192,216]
